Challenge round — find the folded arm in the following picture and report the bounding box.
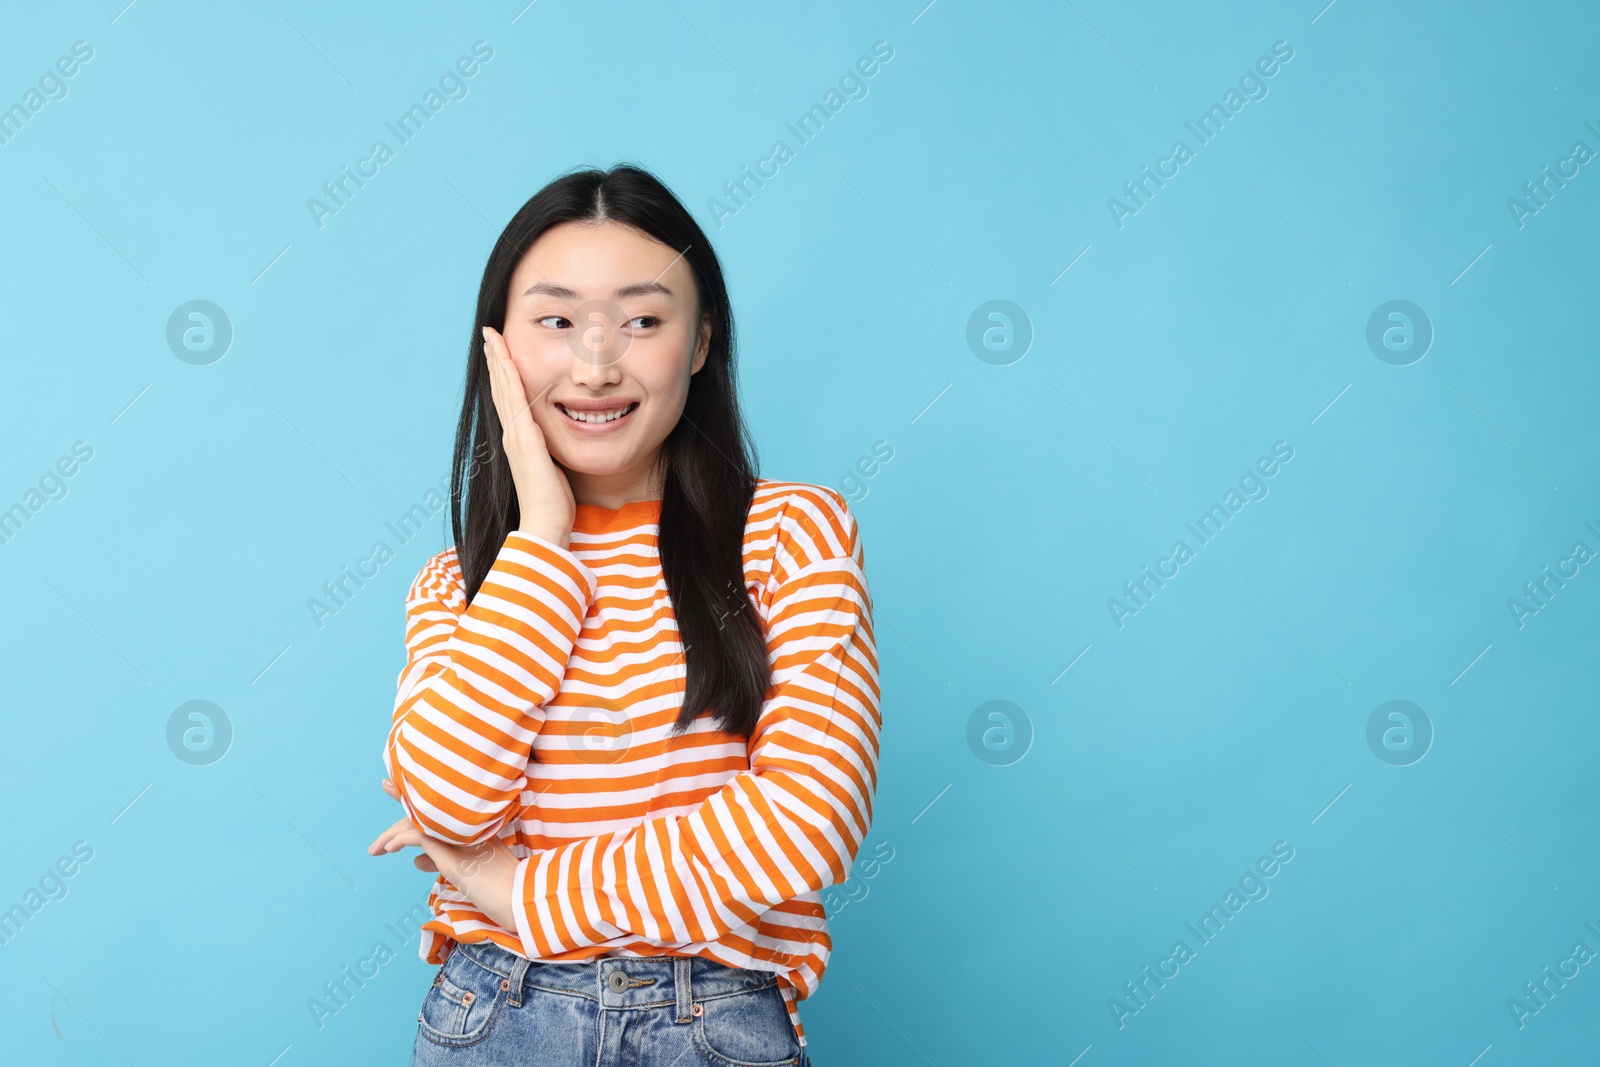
[509,533,881,957]
[384,531,598,846]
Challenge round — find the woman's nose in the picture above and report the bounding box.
[570,338,621,380]
[567,301,632,371]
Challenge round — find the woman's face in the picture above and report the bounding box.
[500,219,711,505]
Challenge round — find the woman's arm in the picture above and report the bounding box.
[384,532,598,846]
[508,517,881,957]
[369,787,522,932]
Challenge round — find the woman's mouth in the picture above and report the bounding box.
[556,401,639,432]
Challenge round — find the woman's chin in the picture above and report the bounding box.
[552,453,629,477]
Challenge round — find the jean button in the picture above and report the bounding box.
[607,971,629,993]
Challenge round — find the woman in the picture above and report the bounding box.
[367,163,881,1066]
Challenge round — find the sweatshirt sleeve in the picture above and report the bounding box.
[508,494,881,957]
[384,530,598,846]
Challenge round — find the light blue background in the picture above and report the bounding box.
[2,1,1597,1064]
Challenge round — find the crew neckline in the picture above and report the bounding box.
[571,496,662,534]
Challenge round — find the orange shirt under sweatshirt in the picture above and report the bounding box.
[383,479,881,1048]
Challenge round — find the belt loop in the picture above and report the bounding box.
[674,957,693,1023]
[506,955,532,1008]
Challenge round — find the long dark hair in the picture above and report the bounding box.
[449,163,770,738]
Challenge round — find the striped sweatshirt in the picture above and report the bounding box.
[383,478,881,1046]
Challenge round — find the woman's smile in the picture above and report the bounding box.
[555,399,640,433]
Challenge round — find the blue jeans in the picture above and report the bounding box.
[409,937,811,1067]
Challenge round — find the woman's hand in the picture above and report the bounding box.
[369,778,523,934]
[375,778,441,872]
[481,324,576,550]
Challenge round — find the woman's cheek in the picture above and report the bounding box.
[518,361,556,404]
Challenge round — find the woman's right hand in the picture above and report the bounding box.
[481,324,576,550]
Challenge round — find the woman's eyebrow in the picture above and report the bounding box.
[521,281,675,299]
[615,281,674,299]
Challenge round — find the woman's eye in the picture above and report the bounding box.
[537,316,572,329]
[627,316,659,330]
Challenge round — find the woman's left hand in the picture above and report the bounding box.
[368,812,451,872]
[370,778,441,872]
[367,778,522,932]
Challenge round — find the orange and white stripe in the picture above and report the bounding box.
[383,479,881,1046]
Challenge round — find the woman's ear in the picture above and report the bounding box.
[690,310,713,375]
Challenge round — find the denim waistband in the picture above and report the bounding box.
[450,937,780,1013]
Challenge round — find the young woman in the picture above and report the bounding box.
[367,164,881,1066]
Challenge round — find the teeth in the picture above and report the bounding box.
[561,403,634,424]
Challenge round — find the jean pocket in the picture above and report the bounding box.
[691,980,802,1067]
[417,952,508,1048]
